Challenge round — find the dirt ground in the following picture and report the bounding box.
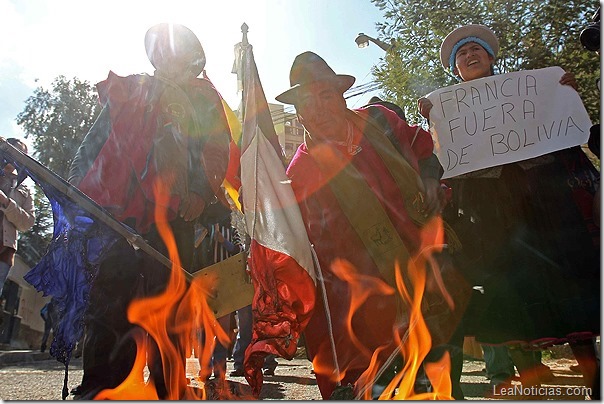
[0,343,594,400]
[182,341,596,400]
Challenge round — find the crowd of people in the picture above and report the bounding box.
[20,19,598,401]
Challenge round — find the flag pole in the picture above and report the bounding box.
[241,22,249,46]
[236,25,319,396]
[240,23,249,124]
[0,139,193,282]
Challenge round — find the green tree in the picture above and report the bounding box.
[371,0,600,125]
[15,76,101,265]
[17,76,101,176]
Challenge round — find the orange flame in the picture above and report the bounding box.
[93,180,246,400]
[391,216,452,400]
[354,216,454,400]
[95,330,159,400]
[310,258,396,387]
[332,259,396,359]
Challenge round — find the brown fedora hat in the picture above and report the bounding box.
[144,23,206,77]
[275,51,355,105]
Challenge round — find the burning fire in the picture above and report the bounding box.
[90,179,456,400]
[341,216,454,400]
[384,217,453,400]
[333,259,396,360]
[95,329,159,400]
[93,182,246,400]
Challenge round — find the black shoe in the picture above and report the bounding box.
[230,368,245,377]
[70,385,81,396]
[70,382,115,400]
[263,368,275,376]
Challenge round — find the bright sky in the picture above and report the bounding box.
[0,0,390,148]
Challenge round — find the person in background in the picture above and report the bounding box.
[67,23,231,399]
[229,304,278,377]
[279,51,464,399]
[0,138,35,296]
[418,24,600,398]
[194,201,244,383]
[364,96,407,121]
[40,298,58,353]
[481,345,553,394]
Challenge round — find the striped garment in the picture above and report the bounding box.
[208,223,243,264]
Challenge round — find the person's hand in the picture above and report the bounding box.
[180,192,206,221]
[421,177,445,217]
[417,97,433,120]
[560,72,578,91]
[0,190,9,208]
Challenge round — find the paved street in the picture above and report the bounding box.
[0,351,593,400]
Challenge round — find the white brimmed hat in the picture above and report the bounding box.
[440,24,499,69]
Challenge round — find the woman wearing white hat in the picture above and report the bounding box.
[418,24,600,397]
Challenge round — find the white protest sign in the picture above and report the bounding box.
[426,66,592,179]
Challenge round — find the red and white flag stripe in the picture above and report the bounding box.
[237,42,316,397]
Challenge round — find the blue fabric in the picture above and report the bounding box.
[211,314,232,377]
[0,148,122,366]
[482,344,515,383]
[449,36,495,73]
[232,305,253,370]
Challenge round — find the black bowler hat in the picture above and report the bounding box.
[144,23,206,77]
[275,51,355,105]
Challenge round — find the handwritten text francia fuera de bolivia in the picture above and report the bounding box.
[436,73,586,171]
